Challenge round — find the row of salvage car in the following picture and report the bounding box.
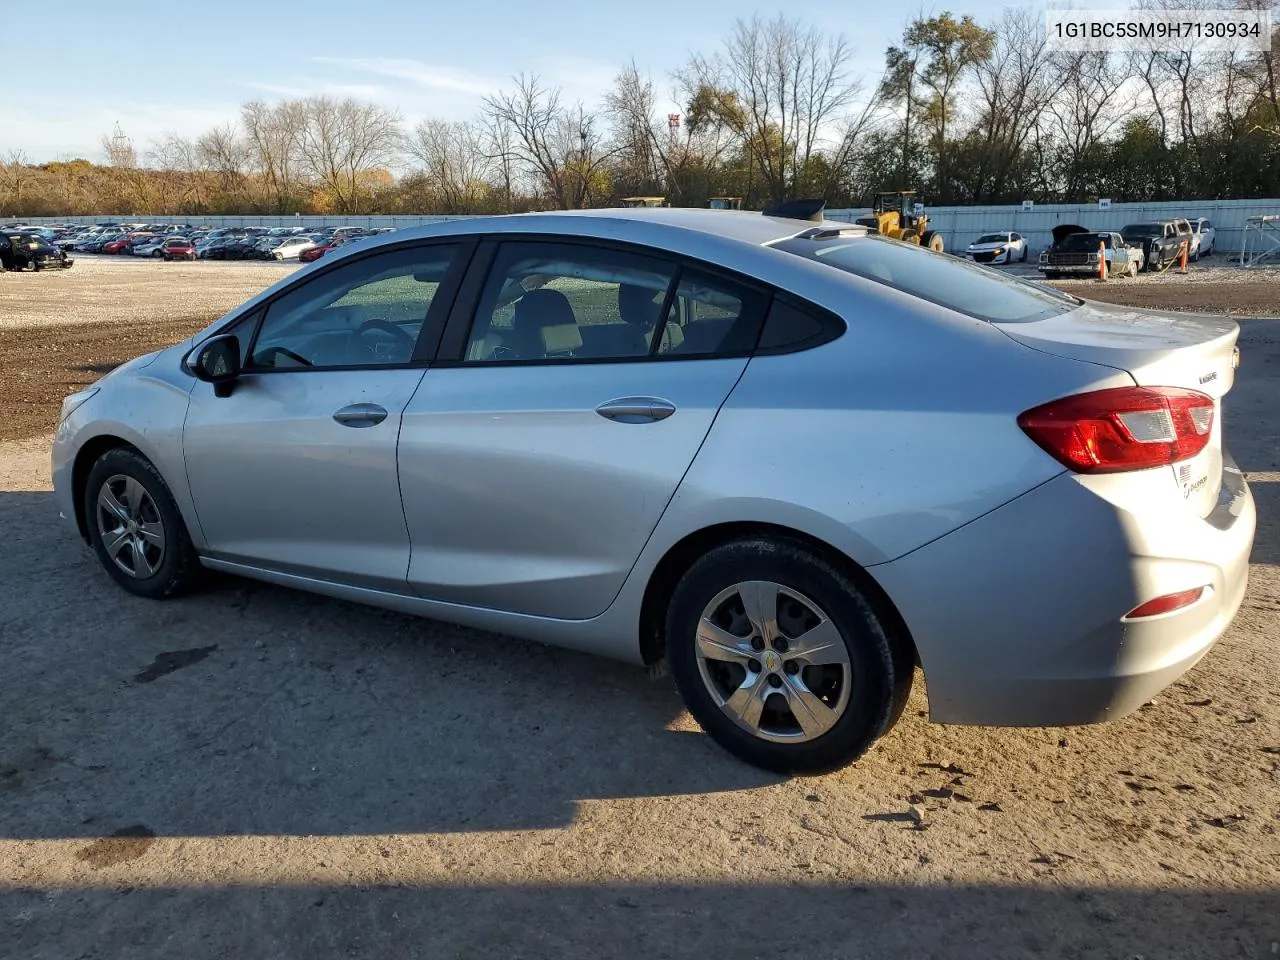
[962,216,1217,278]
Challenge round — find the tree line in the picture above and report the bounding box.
[2,3,1278,218]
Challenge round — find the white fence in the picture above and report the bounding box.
[16,197,1280,254]
[825,199,1280,256]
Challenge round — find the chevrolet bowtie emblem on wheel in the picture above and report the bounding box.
[762,650,782,673]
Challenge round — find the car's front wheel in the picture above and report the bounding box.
[84,448,201,599]
[666,538,912,774]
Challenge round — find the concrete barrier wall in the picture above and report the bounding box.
[16,198,1280,254]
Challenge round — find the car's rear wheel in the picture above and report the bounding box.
[84,448,201,599]
[666,538,912,774]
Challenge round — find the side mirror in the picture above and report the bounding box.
[187,334,241,398]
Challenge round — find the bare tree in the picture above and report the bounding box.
[482,74,611,209]
[1045,51,1128,199]
[680,14,862,201]
[970,8,1056,200]
[149,133,206,211]
[405,118,492,212]
[296,96,403,213]
[242,99,306,212]
[197,123,251,203]
[0,149,33,210]
[604,63,666,197]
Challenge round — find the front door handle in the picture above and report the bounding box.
[595,397,677,424]
[333,402,388,427]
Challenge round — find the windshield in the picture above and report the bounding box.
[773,234,1081,324]
[975,234,1008,244]
[1121,223,1162,239]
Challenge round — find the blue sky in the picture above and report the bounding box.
[4,0,1119,161]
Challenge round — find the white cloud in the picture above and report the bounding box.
[311,57,499,96]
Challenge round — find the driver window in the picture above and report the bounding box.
[249,244,458,369]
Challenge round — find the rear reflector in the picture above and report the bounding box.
[1017,386,1215,474]
[1123,586,1209,620]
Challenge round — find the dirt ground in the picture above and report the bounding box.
[0,256,1278,958]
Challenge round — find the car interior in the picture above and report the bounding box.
[248,253,450,368]
[464,255,750,362]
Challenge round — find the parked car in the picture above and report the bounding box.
[298,238,348,263]
[1038,225,1144,278]
[200,238,238,260]
[161,237,197,262]
[963,232,1028,264]
[1188,217,1216,260]
[269,236,318,260]
[51,207,1255,773]
[132,237,168,258]
[1,232,74,270]
[1120,220,1188,272]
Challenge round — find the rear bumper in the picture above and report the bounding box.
[871,454,1255,726]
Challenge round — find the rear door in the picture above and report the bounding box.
[397,238,771,619]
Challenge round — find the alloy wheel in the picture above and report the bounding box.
[694,580,852,743]
[95,474,166,578]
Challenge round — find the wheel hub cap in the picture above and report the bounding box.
[95,474,166,579]
[694,580,853,744]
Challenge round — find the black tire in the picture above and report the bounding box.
[921,230,944,253]
[666,537,912,774]
[84,448,202,599]
[1021,245,1028,262]
[1147,248,1162,272]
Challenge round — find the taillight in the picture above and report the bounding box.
[1017,386,1214,474]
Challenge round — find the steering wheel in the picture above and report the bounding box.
[355,318,415,353]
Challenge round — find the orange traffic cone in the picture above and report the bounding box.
[1098,240,1107,281]
[1178,240,1189,273]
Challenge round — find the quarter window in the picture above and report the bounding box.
[248,244,458,369]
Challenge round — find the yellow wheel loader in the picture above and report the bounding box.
[855,191,944,252]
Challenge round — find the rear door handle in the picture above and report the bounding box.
[333,402,388,427]
[595,397,676,424]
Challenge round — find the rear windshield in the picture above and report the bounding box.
[772,234,1080,324]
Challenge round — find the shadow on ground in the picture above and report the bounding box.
[2,881,1275,959]
[0,491,777,839]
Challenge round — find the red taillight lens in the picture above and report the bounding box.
[1123,586,1208,620]
[1017,386,1214,474]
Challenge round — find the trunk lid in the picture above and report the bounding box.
[997,300,1239,517]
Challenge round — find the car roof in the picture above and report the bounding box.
[329,208,847,258]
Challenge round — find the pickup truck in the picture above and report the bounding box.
[1038,225,1144,278]
[1119,219,1192,272]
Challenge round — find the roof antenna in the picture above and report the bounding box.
[762,198,826,222]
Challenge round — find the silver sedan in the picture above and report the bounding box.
[51,206,1256,773]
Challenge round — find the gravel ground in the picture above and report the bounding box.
[0,255,1278,958]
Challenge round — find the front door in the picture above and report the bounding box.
[182,242,464,591]
[398,239,770,619]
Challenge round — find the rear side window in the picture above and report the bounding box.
[654,269,768,357]
[773,234,1080,324]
